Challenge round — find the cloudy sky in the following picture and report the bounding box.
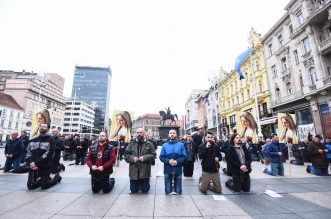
[0,0,290,117]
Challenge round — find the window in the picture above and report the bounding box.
[294,50,299,65]
[286,82,292,94]
[328,67,331,78]
[299,76,304,90]
[302,37,311,53]
[271,65,278,78]
[309,67,318,84]
[241,93,244,102]
[259,82,263,92]
[230,115,236,125]
[297,12,304,25]
[278,35,284,48]
[275,87,281,99]
[247,89,250,99]
[281,57,287,71]
[15,122,19,129]
[262,103,268,115]
[236,96,239,104]
[8,121,12,128]
[289,24,293,35]
[268,43,273,56]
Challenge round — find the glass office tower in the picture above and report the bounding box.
[72,66,112,131]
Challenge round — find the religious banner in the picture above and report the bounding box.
[238,111,258,144]
[109,110,134,143]
[277,113,298,144]
[30,108,52,140]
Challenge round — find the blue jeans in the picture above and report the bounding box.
[130,178,150,193]
[4,157,21,172]
[308,165,328,176]
[270,162,284,176]
[164,174,182,194]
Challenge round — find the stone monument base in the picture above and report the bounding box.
[158,125,180,141]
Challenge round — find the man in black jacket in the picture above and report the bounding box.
[75,134,89,165]
[198,131,222,194]
[19,130,30,164]
[51,129,65,173]
[26,124,62,190]
[4,131,23,172]
[183,133,197,177]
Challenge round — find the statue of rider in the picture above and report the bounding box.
[165,107,171,119]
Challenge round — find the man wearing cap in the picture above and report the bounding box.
[306,135,328,176]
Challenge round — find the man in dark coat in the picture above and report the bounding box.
[306,135,328,176]
[51,129,65,173]
[75,134,89,165]
[198,132,222,194]
[63,134,75,161]
[265,134,284,176]
[290,138,307,165]
[19,130,30,164]
[183,133,197,177]
[226,133,252,192]
[192,127,204,161]
[4,131,23,172]
[86,132,117,193]
[26,124,62,189]
[124,128,156,193]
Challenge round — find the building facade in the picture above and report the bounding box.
[206,78,221,137]
[0,92,24,142]
[63,98,96,136]
[72,66,112,132]
[262,0,331,139]
[219,30,273,138]
[131,114,162,139]
[185,89,205,133]
[1,71,65,132]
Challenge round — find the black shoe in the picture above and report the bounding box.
[306,166,311,173]
[55,173,62,183]
[61,164,65,172]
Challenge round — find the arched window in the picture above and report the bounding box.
[259,81,263,92]
[241,93,244,102]
[275,87,280,100]
[299,76,304,90]
[286,82,292,94]
[247,89,250,99]
[309,67,317,85]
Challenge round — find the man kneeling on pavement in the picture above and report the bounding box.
[26,123,62,190]
[86,131,117,193]
[198,131,222,194]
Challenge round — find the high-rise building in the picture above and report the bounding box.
[72,66,112,131]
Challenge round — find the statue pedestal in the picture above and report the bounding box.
[158,125,180,141]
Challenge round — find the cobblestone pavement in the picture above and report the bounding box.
[0,147,330,219]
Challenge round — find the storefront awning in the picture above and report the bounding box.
[259,117,277,126]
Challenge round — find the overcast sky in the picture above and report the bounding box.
[0,0,290,118]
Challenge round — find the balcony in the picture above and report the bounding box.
[323,77,331,85]
[309,84,317,91]
[271,91,304,107]
[318,37,331,55]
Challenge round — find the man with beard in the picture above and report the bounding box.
[4,131,24,173]
[198,131,222,194]
[192,127,204,161]
[86,132,117,193]
[226,133,252,192]
[160,129,187,195]
[26,124,62,190]
[75,134,89,165]
[51,128,65,173]
[63,134,75,161]
[19,130,30,164]
[124,128,156,194]
[306,135,328,176]
[265,133,284,176]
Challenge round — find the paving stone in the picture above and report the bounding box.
[104,194,155,217]
[52,215,101,219]
[250,213,302,219]
[58,193,118,217]
[154,195,202,217]
[191,195,249,217]
[291,192,331,209]
[263,193,329,213]
[0,212,52,219]
[299,183,331,192]
[296,210,331,219]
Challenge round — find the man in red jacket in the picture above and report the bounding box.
[86,132,117,193]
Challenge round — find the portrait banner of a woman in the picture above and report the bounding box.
[30,109,52,140]
[278,113,298,144]
[109,110,133,143]
[239,111,258,144]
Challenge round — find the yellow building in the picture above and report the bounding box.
[218,29,274,139]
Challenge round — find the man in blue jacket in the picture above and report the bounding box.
[160,129,187,195]
[265,134,284,176]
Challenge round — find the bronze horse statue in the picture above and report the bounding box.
[159,110,178,125]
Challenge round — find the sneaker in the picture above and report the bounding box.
[170,192,178,195]
[306,165,311,173]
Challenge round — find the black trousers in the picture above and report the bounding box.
[228,172,250,192]
[51,156,64,174]
[183,161,194,176]
[27,168,58,190]
[91,172,114,193]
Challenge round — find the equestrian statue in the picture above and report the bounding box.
[159,107,178,125]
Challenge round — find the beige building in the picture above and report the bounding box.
[132,114,162,139]
[262,0,331,139]
[1,70,66,133]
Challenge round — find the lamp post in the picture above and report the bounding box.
[249,50,263,138]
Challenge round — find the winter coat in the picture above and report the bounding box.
[198,142,221,173]
[264,141,284,163]
[125,140,156,180]
[183,141,197,162]
[226,145,252,175]
[307,141,328,169]
[159,140,187,174]
[5,138,24,160]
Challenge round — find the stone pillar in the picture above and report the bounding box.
[310,98,323,136]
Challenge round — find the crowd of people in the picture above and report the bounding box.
[1,123,330,195]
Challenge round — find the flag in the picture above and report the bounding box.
[203,96,209,105]
[234,47,253,80]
